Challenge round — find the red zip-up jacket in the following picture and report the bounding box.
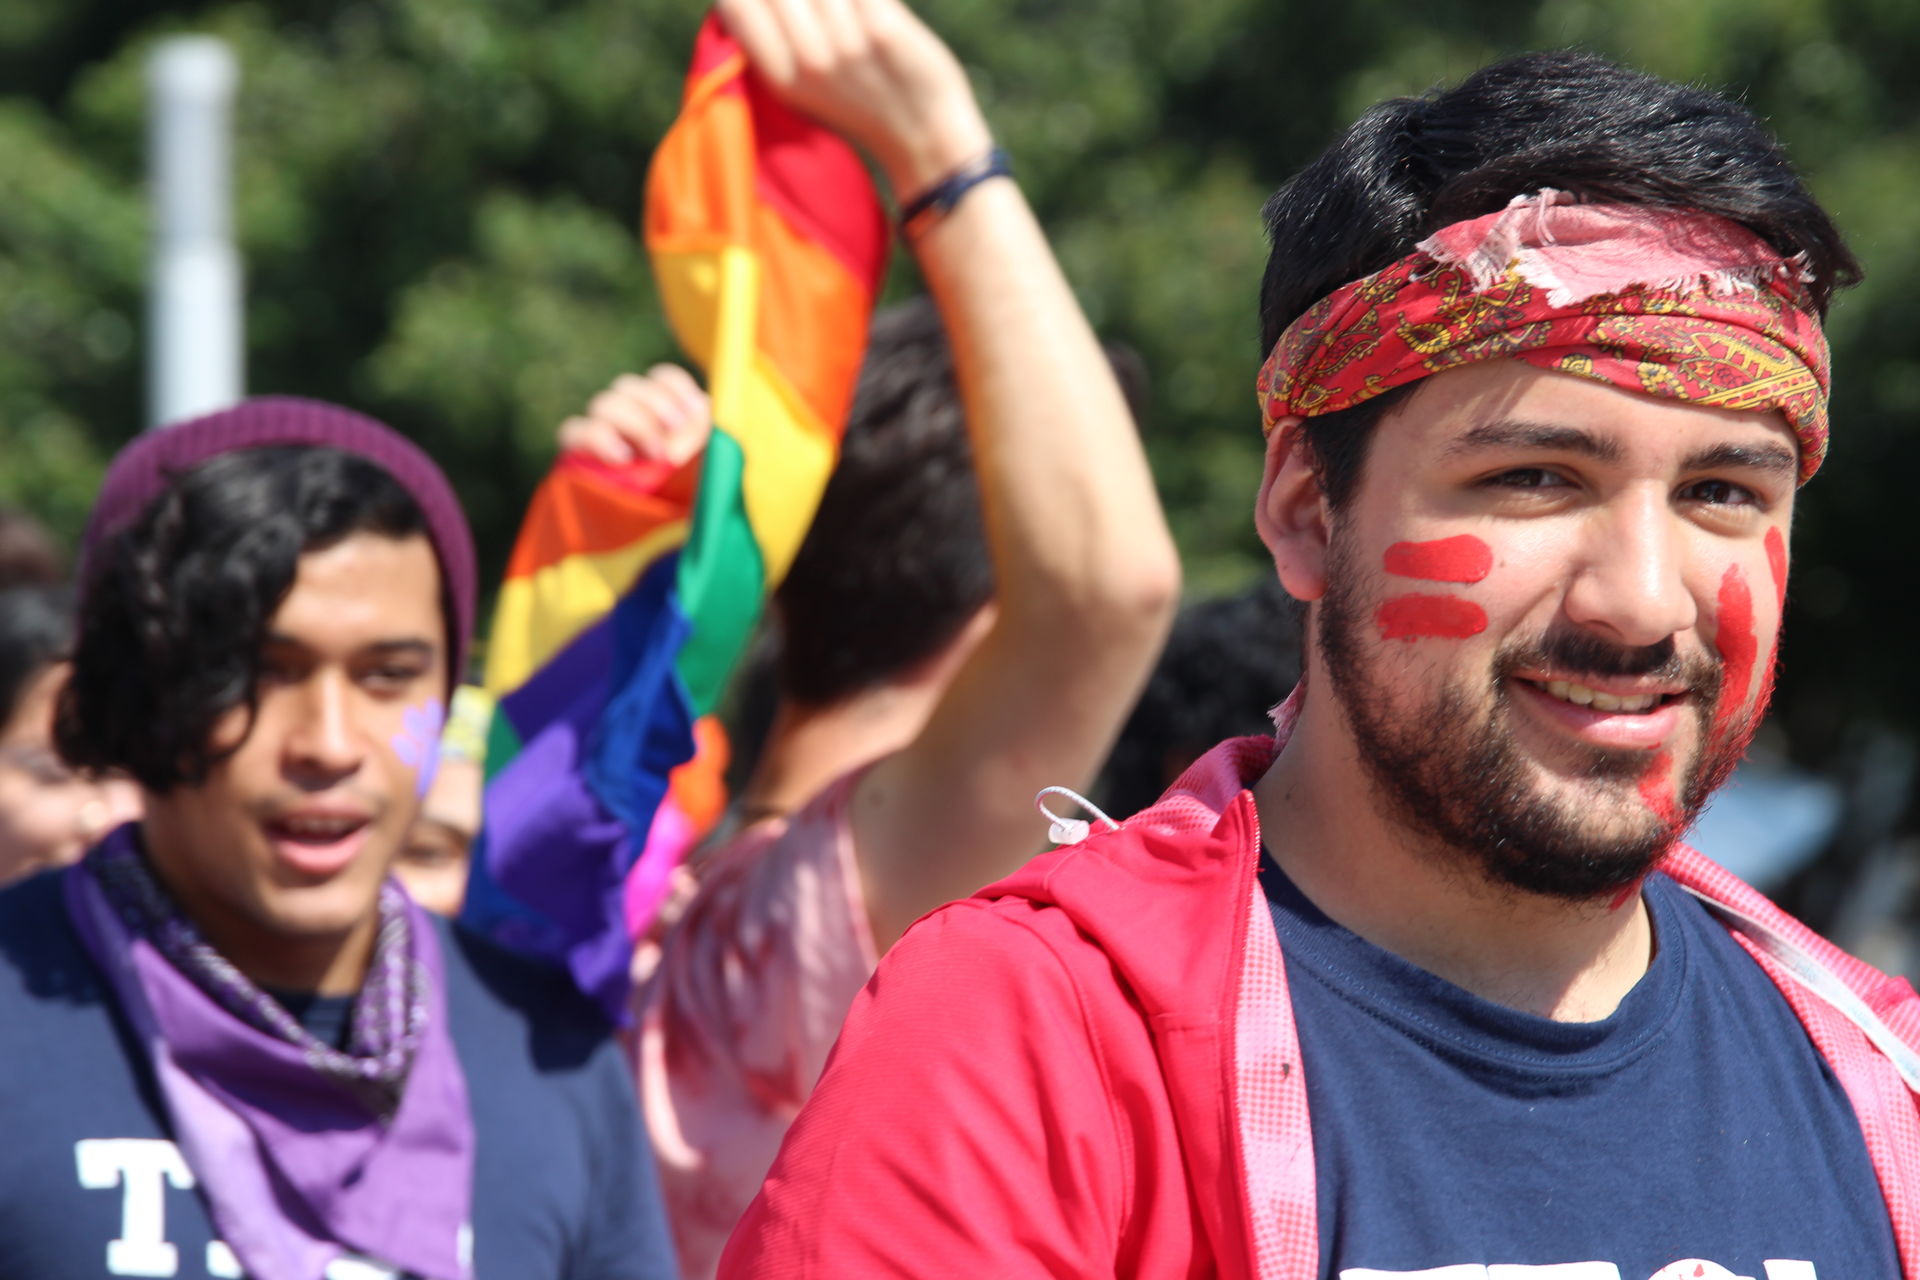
[720,735,1920,1277]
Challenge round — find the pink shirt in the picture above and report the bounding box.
[633,770,880,1280]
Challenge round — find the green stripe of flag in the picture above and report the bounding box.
[481,708,525,784]
[672,428,767,715]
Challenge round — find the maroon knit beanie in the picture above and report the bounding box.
[80,396,477,682]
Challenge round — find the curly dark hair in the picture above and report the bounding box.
[773,297,1148,707]
[0,585,71,729]
[1258,50,1859,510]
[56,446,433,793]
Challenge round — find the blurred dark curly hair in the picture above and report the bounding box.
[56,446,431,793]
[0,584,72,729]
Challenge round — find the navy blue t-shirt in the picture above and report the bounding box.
[1260,850,1899,1279]
[0,870,677,1279]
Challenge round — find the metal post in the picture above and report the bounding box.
[147,36,242,429]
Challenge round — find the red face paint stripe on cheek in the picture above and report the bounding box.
[1637,750,1682,830]
[1615,750,1683,910]
[1765,526,1788,611]
[1710,565,1758,748]
[1382,535,1494,584]
[1376,594,1488,641]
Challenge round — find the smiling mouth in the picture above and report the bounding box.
[266,815,370,845]
[1519,678,1684,715]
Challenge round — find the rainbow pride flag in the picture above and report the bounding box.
[461,14,888,1021]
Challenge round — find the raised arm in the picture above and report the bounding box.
[721,0,1181,947]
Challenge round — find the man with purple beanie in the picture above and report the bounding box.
[0,398,676,1280]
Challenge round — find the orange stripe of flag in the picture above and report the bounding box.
[503,455,700,580]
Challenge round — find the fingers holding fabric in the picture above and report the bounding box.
[558,367,712,468]
[716,0,796,85]
[762,0,836,80]
[719,0,991,197]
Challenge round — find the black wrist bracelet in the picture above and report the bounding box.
[897,147,1014,240]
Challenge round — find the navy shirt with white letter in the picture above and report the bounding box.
[0,869,676,1279]
[1260,850,1899,1280]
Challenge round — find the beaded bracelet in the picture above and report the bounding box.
[897,147,1014,240]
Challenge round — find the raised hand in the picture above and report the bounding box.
[716,0,994,197]
[557,365,712,468]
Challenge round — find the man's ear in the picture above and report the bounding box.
[1255,418,1331,603]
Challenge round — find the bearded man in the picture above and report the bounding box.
[718,51,1920,1280]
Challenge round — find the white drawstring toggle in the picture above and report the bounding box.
[1035,786,1120,847]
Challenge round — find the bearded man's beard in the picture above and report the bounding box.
[1316,538,1767,901]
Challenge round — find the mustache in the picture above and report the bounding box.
[1497,628,1721,697]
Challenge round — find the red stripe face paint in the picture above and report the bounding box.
[1609,877,1645,912]
[1615,750,1683,910]
[1637,750,1682,830]
[1765,526,1788,611]
[1383,535,1494,584]
[1376,594,1488,642]
[1709,564,1758,749]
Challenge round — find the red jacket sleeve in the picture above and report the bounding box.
[715,898,1133,1277]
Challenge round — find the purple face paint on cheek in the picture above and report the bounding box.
[393,701,447,799]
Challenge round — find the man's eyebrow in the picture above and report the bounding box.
[1442,420,1622,462]
[362,639,437,659]
[261,634,437,657]
[1681,440,1799,479]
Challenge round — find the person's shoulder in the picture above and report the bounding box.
[0,865,69,925]
[1659,848,1918,1000]
[0,869,95,987]
[697,764,862,875]
[0,870,118,1052]
[435,915,615,1060]
[885,890,1132,1021]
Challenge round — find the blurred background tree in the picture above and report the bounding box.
[1,0,1917,772]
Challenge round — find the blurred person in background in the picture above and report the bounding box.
[563,289,1169,1280]
[514,0,1179,1270]
[0,399,674,1280]
[395,685,492,917]
[0,585,138,883]
[1095,576,1302,819]
[0,507,64,591]
[724,52,1920,1278]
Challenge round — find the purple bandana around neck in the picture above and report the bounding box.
[65,825,476,1280]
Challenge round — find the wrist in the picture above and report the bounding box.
[875,108,994,197]
[897,146,1013,241]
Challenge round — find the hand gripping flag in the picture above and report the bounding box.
[461,14,889,1022]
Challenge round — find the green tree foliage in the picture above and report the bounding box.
[1,0,1916,754]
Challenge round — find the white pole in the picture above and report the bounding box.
[147,36,242,429]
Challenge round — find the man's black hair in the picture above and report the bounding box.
[56,446,433,793]
[772,297,1149,706]
[0,585,71,730]
[1259,50,1860,509]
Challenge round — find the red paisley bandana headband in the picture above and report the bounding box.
[1256,190,1832,481]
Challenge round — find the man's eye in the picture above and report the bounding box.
[1681,479,1756,507]
[402,841,462,868]
[1483,468,1568,490]
[367,666,426,689]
